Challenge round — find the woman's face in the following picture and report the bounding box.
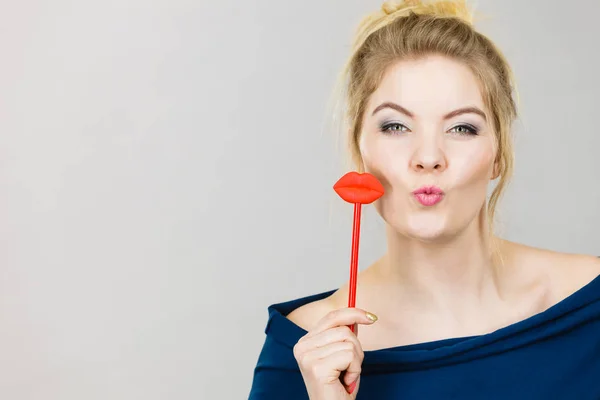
[359,55,498,241]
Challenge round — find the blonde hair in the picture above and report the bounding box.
[329,0,518,254]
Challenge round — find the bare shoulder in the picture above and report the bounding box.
[286,289,347,332]
[507,240,600,301]
[546,250,600,298]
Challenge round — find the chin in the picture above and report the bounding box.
[406,227,449,242]
[407,229,451,243]
[397,214,453,242]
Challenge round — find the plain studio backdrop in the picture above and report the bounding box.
[1,0,599,398]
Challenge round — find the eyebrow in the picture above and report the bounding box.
[371,102,487,121]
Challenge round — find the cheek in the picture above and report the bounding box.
[449,141,496,188]
[359,134,411,190]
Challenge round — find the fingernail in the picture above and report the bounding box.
[346,380,357,394]
[365,311,378,322]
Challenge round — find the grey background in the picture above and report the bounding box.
[1,0,599,399]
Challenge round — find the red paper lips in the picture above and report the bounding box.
[333,172,385,204]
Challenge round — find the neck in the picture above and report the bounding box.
[373,210,505,316]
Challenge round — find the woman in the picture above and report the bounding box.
[249,1,600,399]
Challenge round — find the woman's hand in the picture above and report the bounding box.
[293,308,378,399]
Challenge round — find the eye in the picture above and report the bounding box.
[448,124,479,136]
[380,122,410,135]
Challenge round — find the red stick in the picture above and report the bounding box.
[333,172,384,334]
[348,203,362,333]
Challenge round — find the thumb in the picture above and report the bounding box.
[342,355,361,393]
[343,323,360,390]
[343,370,360,387]
[345,375,360,397]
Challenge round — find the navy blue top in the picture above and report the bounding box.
[249,274,600,399]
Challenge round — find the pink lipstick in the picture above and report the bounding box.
[412,186,444,206]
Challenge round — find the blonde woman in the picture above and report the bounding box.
[249,1,600,398]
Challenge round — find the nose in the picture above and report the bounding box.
[410,134,447,173]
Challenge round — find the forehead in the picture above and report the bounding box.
[368,55,485,115]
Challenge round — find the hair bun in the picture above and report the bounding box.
[380,0,474,25]
[381,0,418,15]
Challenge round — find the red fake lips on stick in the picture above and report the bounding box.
[333,172,384,333]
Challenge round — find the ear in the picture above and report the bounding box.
[490,159,501,180]
[353,129,367,173]
[357,156,366,173]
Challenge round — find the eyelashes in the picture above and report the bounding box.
[379,122,480,136]
[449,124,479,136]
[380,122,410,134]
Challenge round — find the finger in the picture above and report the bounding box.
[318,347,363,384]
[307,308,378,338]
[304,341,362,364]
[310,342,363,387]
[297,326,361,353]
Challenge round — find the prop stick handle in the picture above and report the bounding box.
[348,203,362,308]
[348,203,362,333]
